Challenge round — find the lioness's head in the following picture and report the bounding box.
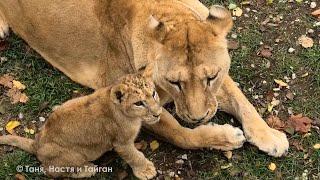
[110,65,162,124]
[147,5,233,124]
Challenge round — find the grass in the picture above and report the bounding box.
[0,0,320,179]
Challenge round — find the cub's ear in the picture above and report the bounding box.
[207,5,233,37]
[110,84,128,104]
[142,63,154,80]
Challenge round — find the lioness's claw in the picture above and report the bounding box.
[244,125,289,157]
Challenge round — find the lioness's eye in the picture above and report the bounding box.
[152,91,157,99]
[207,75,218,86]
[134,101,144,107]
[168,80,182,91]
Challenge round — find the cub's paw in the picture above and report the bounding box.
[197,123,246,151]
[0,17,9,39]
[133,160,157,180]
[244,124,289,157]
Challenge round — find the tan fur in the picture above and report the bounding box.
[0,0,288,157]
[0,69,161,179]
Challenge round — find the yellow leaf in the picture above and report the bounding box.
[232,7,243,17]
[267,103,274,112]
[301,73,309,78]
[150,140,159,151]
[5,120,21,134]
[314,144,320,149]
[266,0,273,5]
[268,162,276,171]
[12,80,26,90]
[274,79,289,87]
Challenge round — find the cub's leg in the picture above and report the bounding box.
[114,143,156,180]
[217,75,289,157]
[37,143,96,178]
[0,11,9,38]
[143,109,246,151]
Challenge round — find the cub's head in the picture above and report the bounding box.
[110,65,162,124]
[146,5,233,124]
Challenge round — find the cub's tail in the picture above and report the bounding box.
[0,135,35,154]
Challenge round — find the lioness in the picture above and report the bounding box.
[0,0,288,156]
[0,67,161,179]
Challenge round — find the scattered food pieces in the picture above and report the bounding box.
[268,163,277,171]
[39,117,46,122]
[5,120,21,134]
[313,144,320,149]
[288,47,295,53]
[181,154,188,160]
[24,128,35,135]
[150,140,160,151]
[221,163,233,170]
[274,79,289,87]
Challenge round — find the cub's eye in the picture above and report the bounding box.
[168,80,182,91]
[134,101,144,107]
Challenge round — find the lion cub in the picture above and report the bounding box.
[0,66,161,179]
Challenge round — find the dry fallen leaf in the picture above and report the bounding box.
[266,116,285,131]
[286,91,294,100]
[287,114,313,134]
[232,7,243,17]
[311,9,320,17]
[5,120,21,134]
[313,144,320,149]
[290,139,304,151]
[298,35,314,48]
[7,88,29,104]
[268,163,276,171]
[150,140,160,151]
[0,74,14,88]
[12,80,26,90]
[274,79,289,87]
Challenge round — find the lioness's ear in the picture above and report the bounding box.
[207,5,233,37]
[110,84,128,104]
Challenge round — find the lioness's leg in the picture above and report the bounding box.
[0,10,9,38]
[114,143,156,180]
[143,109,246,151]
[217,75,289,157]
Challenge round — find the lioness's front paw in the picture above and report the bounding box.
[244,124,289,157]
[0,17,9,39]
[197,123,246,151]
[133,160,157,180]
